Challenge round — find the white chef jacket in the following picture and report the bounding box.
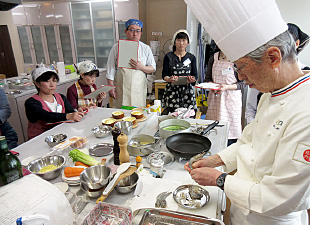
[106,41,156,81]
[218,74,310,225]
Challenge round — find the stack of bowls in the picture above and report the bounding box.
[115,172,139,194]
[80,165,111,198]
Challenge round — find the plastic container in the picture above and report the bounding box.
[52,136,88,153]
[81,202,132,225]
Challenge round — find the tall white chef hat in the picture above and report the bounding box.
[184,0,288,62]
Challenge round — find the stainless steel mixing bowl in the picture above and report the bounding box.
[114,121,133,135]
[91,125,112,138]
[27,155,66,180]
[115,172,139,194]
[80,165,111,190]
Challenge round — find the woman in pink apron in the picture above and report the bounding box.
[205,50,245,145]
[25,67,84,140]
[67,61,106,109]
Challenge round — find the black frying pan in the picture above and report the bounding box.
[166,121,219,159]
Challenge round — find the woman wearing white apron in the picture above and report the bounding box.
[106,19,156,109]
[205,50,245,145]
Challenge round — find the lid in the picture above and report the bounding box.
[150,158,164,167]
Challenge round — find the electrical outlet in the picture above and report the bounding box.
[152,32,163,36]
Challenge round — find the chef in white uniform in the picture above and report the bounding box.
[106,19,156,108]
[184,0,310,224]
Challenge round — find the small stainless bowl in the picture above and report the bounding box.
[80,182,104,198]
[91,125,112,138]
[27,155,66,180]
[114,121,133,135]
[45,134,67,148]
[80,165,111,190]
[115,172,139,194]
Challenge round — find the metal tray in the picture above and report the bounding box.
[173,185,210,209]
[89,143,113,157]
[134,208,224,225]
[6,90,22,95]
[9,83,35,90]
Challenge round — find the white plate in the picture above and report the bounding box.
[21,156,40,167]
[54,182,69,193]
[62,166,86,182]
[195,83,221,90]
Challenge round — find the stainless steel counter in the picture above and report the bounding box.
[15,107,229,224]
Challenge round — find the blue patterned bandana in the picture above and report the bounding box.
[125,19,143,29]
[78,60,98,75]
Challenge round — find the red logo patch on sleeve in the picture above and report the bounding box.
[303,150,310,162]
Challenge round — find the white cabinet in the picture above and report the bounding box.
[16,24,76,65]
[40,3,71,25]
[54,3,71,25]
[11,5,27,25]
[24,4,41,25]
[12,2,76,66]
[71,1,115,68]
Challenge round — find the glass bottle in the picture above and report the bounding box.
[0,136,23,186]
[112,128,121,165]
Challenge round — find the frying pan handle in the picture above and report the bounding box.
[200,120,219,136]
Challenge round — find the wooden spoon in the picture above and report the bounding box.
[96,166,137,203]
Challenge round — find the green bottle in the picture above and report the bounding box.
[0,136,23,186]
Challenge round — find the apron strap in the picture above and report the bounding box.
[75,81,97,108]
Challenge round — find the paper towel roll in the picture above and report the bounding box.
[154,100,161,106]
[57,62,65,76]
[150,41,160,56]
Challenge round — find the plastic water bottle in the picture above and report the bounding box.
[15,214,50,225]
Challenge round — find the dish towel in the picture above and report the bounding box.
[129,172,182,212]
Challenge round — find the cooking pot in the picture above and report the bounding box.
[166,121,219,159]
[127,134,158,156]
[159,119,191,139]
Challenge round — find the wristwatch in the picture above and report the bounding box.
[216,173,227,190]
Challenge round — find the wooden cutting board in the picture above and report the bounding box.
[96,166,137,203]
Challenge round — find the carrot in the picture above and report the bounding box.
[64,167,85,177]
[75,161,90,167]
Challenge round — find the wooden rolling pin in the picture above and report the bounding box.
[96,166,137,204]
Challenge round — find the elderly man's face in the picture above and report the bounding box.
[235,56,278,93]
[125,25,142,41]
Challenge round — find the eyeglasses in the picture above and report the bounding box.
[127,29,142,34]
[234,60,251,74]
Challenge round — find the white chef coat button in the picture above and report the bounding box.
[267,131,272,136]
[251,158,254,162]
[280,101,285,105]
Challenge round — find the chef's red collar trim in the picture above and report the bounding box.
[271,75,310,97]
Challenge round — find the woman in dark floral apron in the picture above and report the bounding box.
[161,29,197,114]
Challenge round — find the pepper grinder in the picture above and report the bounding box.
[118,133,130,164]
[112,128,121,165]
